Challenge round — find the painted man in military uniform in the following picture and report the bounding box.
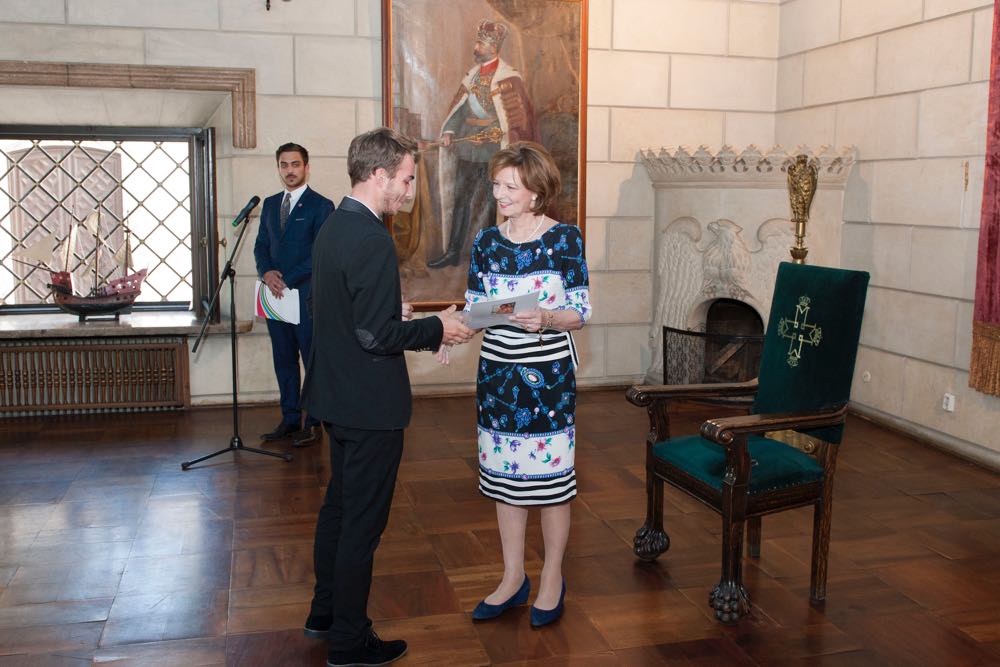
[427,19,537,268]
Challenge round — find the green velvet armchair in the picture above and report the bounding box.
[628,262,870,623]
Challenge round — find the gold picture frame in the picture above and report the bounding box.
[381,0,588,309]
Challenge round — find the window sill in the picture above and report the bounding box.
[0,312,254,339]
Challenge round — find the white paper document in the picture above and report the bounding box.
[255,279,300,325]
[466,291,540,329]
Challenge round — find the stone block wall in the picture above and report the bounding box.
[776,0,1000,458]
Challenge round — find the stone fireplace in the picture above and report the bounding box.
[640,145,857,383]
[661,298,765,386]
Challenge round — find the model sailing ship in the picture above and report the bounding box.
[19,210,147,321]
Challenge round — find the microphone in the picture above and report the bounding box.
[231,196,261,227]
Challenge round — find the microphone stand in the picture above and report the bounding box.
[182,203,292,470]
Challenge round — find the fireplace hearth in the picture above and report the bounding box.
[640,145,857,383]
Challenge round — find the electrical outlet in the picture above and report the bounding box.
[861,371,871,383]
[942,392,956,412]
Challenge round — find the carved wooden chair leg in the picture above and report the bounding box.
[746,515,762,559]
[711,511,749,623]
[810,497,833,603]
[634,470,670,561]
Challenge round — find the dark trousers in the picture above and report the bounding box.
[265,307,317,427]
[311,424,404,651]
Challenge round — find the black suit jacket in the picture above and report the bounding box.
[301,197,443,430]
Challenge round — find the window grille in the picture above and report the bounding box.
[0,126,216,315]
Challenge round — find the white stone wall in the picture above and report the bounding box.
[776,0,1000,456]
[584,0,780,390]
[0,0,381,406]
[0,0,779,404]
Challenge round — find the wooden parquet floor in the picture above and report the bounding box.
[2,389,1000,666]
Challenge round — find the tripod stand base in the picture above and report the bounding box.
[181,435,293,470]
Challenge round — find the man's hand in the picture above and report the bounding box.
[262,270,286,298]
[439,133,454,148]
[438,304,474,345]
[401,301,414,322]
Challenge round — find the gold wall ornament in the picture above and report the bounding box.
[787,154,819,264]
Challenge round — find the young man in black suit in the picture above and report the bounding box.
[254,142,335,447]
[300,127,474,667]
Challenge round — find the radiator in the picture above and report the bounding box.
[0,336,190,416]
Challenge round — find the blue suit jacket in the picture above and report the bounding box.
[254,186,335,306]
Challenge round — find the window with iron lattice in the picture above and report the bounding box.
[0,126,216,316]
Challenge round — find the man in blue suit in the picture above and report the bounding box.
[254,142,335,447]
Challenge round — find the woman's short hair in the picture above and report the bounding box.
[347,127,419,186]
[488,141,561,214]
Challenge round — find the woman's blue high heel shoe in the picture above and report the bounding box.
[530,580,566,628]
[471,574,530,621]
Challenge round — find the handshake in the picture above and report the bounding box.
[401,302,475,347]
[436,304,475,346]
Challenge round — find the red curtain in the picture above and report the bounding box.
[971,1,1000,396]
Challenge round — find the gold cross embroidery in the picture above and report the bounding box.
[776,296,822,367]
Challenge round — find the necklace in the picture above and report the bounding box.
[506,215,546,244]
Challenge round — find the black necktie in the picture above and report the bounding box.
[280,192,291,232]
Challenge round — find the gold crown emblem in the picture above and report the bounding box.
[476,19,508,48]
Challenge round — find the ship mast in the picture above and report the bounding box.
[124,227,132,274]
[62,221,77,272]
[113,222,133,276]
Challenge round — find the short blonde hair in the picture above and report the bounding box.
[488,141,561,214]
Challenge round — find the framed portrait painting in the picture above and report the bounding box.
[381,0,588,308]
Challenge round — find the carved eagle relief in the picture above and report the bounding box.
[701,219,752,300]
[651,217,793,376]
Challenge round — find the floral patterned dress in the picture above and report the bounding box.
[465,223,591,505]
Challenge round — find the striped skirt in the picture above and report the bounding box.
[476,325,578,506]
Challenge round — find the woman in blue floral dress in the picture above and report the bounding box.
[445,141,590,627]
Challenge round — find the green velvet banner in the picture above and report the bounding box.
[753,262,869,443]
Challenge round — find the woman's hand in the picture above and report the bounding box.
[508,307,544,332]
[435,345,451,365]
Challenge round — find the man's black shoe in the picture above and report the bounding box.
[426,250,459,268]
[293,424,322,448]
[303,612,331,639]
[326,630,407,667]
[261,421,299,441]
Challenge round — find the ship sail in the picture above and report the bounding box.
[112,228,132,274]
[81,210,99,236]
[62,222,78,272]
[20,236,57,267]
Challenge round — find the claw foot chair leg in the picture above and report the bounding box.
[634,521,670,561]
[634,472,670,561]
[710,580,750,624]
[716,489,748,623]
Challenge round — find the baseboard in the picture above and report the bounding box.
[849,402,1000,473]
